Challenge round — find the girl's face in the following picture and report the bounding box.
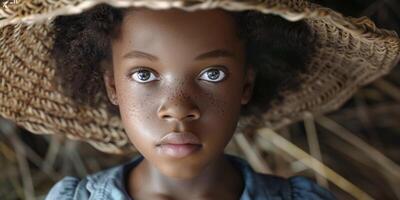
[104,8,254,179]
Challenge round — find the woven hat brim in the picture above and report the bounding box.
[1,0,399,154]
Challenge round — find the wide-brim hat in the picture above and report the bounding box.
[1,0,399,154]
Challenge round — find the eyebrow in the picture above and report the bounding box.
[122,49,236,61]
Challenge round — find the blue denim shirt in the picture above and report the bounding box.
[45,154,336,200]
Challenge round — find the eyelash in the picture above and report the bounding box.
[128,65,229,83]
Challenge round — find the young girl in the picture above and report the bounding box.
[47,4,331,199]
[1,0,399,200]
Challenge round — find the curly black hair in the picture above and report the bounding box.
[51,4,315,117]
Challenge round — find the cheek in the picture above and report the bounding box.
[197,83,243,145]
[203,89,241,123]
[117,82,152,121]
[115,82,162,150]
[205,74,244,120]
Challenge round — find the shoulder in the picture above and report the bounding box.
[287,176,336,200]
[224,154,336,200]
[45,176,90,200]
[45,156,142,200]
[254,173,337,200]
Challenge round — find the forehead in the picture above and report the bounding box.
[113,8,243,61]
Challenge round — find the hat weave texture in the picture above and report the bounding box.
[1,0,399,154]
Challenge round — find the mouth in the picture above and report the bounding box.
[156,132,202,158]
[157,143,202,158]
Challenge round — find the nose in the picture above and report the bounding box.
[157,92,201,122]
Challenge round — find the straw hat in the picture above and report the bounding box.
[1,0,399,154]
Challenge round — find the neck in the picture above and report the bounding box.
[128,154,244,200]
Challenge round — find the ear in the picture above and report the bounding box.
[103,64,119,106]
[241,66,256,105]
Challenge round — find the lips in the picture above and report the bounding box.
[156,132,202,158]
[157,132,202,146]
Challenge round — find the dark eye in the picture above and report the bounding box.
[131,69,158,83]
[199,68,226,82]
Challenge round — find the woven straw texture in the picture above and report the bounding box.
[1,0,400,154]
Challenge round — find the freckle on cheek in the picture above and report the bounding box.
[140,100,153,119]
[217,101,225,115]
[206,92,225,116]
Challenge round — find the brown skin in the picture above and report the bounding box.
[103,8,255,200]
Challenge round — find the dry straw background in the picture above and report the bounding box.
[1,0,400,199]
